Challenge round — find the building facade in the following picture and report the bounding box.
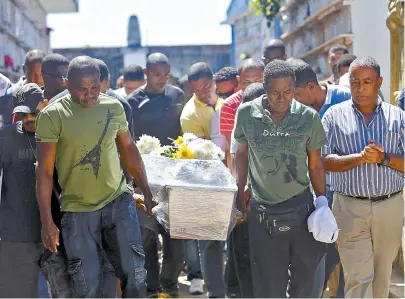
[55,44,231,86]
[222,0,282,67]
[0,0,78,82]
[281,0,390,99]
[281,0,353,80]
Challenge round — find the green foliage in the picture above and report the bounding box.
[249,0,282,28]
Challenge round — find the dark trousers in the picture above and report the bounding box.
[225,221,253,298]
[0,240,41,297]
[248,189,326,298]
[62,192,146,298]
[141,224,184,295]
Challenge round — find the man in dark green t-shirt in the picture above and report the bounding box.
[35,56,155,298]
[233,60,327,297]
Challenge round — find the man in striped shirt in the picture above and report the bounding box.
[322,57,405,298]
[219,59,265,163]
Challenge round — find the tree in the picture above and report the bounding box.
[249,0,282,28]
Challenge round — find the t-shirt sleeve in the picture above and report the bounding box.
[320,109,335,156]
[220,102,236,136]
[307,112,327,152]
[233,106,247,144]
[121,100,134,136]
[116,104,129,136]
[180,111,205,138]
[35,109,61,143]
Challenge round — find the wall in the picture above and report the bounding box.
[350,0,390,101]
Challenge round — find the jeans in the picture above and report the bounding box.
[225,221,253,298]
[61,192,146,298]
[40,244,118,298]
[248,189,326,297]
[184,240,203,281]
[141,224,184,295]
[323,186,345,298]
[38,271,50,298]
[199,240,225,297]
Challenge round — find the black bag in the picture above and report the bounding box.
[255,203,307,237]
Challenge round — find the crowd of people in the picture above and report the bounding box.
[0,38,403,299]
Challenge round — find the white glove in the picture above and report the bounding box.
[308,196,339,243]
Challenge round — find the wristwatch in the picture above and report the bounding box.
[127,184,135,194]
[378,153,390,167]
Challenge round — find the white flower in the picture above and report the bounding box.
[187,139,225,160]
[182,133,198,145]
[136,135,161,154]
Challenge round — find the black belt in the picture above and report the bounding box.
[352,191,402,202]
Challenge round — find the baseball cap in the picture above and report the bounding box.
[13,83,44,114]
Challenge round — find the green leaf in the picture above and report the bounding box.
[249,0,281,28]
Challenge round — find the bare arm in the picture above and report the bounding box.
[308,149,326,197]
[322,153,365,172]
[235,143,249,212]
[387,154,404,173]
[36,142,59,252]
[116,131,155,213]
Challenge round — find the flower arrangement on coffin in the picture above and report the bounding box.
[136,133,225,161]
[135,133,238,241]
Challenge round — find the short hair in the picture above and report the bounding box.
[146,53,169,69]
[238,58,265,75]
[242,83,265,103]
[349,56,381,78]
[264,60,295,86]
[188,62,213,82]
[123,64,144,81]
[214,67,238,83]
[288,59,318,87]
[337,54,357,71]
[24,49,46,66]
[41,54,70,74]
[329,44,349,55]
[264,39,286,55]
[178,75,188,89]
[93,59,110,82]
[67,56,100,81]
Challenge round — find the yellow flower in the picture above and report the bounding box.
[175,144,195,159]
[175,136,183,145]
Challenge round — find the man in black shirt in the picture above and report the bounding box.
[0,84,48,297]
[127,53,185,297]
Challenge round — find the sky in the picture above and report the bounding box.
[47,0,232,49]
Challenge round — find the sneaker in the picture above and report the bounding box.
[189,278,204,295]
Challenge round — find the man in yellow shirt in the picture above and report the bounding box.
[180,62,225,298]
[180,62,222,139]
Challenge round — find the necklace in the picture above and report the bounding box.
[24,128,37,161]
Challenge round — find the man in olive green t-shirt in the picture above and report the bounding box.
[35,56,154,298]
[233,60,327,298]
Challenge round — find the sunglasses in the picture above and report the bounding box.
[216,90,235,99]
[43,72,67,82]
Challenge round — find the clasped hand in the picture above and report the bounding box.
[361,139,385,164]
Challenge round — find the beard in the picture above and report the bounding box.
[23,120,36,132]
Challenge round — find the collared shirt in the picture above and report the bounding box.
[211,109,227,151]
[321,99,405,197]
[180,95,222,139]
[219,90,243,136]
[234,96,326,205]
[318,84,351,119]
